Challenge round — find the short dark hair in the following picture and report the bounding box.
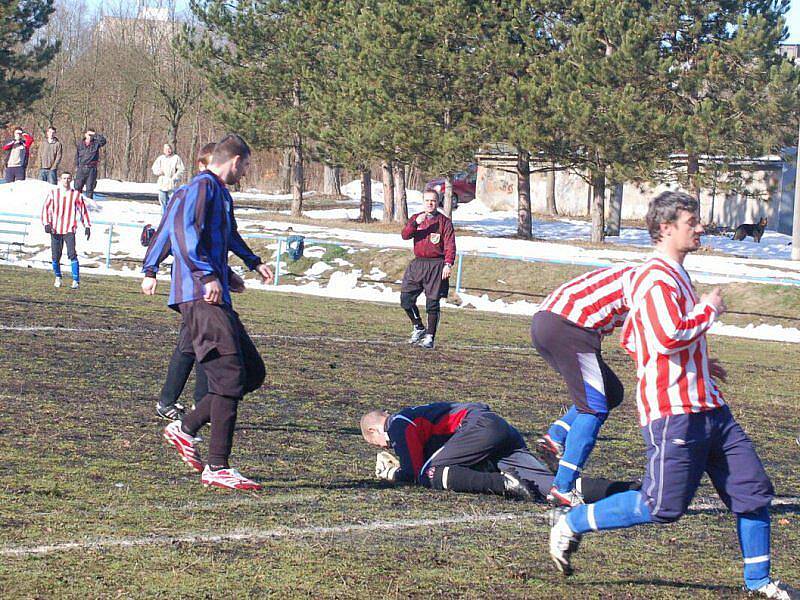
[646,191,699,243]
[13,126,23,133]
[197,142,216,168]
[60,170,72,177]
[47,126,56,132]
[211,134,250,164]
[85,128,95,134]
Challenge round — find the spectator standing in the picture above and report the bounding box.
[151,143,186,213]
[41,171,92,289]
[3,126,34,182]
[74,128,106,199]
[38,126,63,184]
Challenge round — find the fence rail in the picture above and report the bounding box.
[2,210,800,290]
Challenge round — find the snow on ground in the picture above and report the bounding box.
[4,178,800,344]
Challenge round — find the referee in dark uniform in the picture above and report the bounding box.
[400,191,456,349]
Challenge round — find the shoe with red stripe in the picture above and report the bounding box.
[163,420,203,473]
[535,434,564,474]
[201,465,262,491]
[547,485,585,507]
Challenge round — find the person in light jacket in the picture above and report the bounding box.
[151,143,186,213]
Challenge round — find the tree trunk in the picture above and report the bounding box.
[606,182,623,236]
[393,162,408,222]
[323,164,341,196]
[517,150,532,239]
[381,160,395,223]
[546,162,558,215]
[279,148,292,193]
[590,166,606,244]
[189,110,199,176]
[291,130,303,216]
[687,153,700,200]
[359,169,372,223]
[441,174,454,217]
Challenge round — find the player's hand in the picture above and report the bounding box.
[256,263,274,285]
[44,224,52,234]
[415,213,426,225]
[85,227,91,240]
[708,357,728,383]
[375,451,399,482]
[141,277,157,295]
[442,264,452,280]
[230,271,245,293]
[203,279,222,304]
[701,287,726,316]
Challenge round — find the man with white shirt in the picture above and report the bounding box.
[152,143,186,213]
[547,191,795,600]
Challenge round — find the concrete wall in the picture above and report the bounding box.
[476,162,784,230]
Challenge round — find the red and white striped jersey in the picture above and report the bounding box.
[41,187,92,234]
[537,265,635,336]
[620,253,725,426]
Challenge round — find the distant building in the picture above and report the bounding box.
[779,43,800,64]
[95,4,175,45]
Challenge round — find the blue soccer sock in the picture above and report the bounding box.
[566,490,652,534]
[737,507,771,591]
[553,412,603,492]
[71,259,80,282]
[547,405,579,447]
[52,260,61,277]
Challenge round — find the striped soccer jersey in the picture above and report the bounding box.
[537,265,635,336]
[41,187,91,234]
[620,253,725,426]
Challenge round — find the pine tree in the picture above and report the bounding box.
[0,0,59,127]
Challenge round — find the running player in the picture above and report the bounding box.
[548,191,796,600]
[531,263,634,505]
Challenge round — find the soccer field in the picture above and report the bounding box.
[0,265,798,599]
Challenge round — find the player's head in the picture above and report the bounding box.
[360,410,390,448]
[423,190,438,214]
[59,171,72,189]
[646,191,703,254]
[197,142,216,172]
[13,127,23,139]
[46,126,56,138]
[84,128,95,142]
[163,143,173,156]
[209,134,251,185]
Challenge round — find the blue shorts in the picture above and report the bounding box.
[641,406,773,522]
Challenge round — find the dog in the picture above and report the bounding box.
[732,217,767,243]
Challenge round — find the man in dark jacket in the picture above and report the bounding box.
[74,128,106,198]
[360,402,640,503]
[3,126,34,182]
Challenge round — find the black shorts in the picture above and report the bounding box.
[178,301,265,398]
[401,257,449,299]
[530,310,623,415]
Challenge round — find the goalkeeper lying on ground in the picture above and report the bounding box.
[360,402,638,504]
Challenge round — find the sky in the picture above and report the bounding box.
[87,1,800,43]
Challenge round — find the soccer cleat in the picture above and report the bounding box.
[201,465,262,491]
[409,326,427,344]
[750,580,799,600]
[418,334,435,349]
[53,276,62,288]
[155,402,186,421]
[163,420,203,472]
[548,506,582,576]
[70,280,79,290]
[501,468,535,501]
[548,485,585,507]
[535,434,564,473]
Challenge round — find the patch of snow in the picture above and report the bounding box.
[305,261,332,276]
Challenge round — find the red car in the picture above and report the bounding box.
[424,164,477,210]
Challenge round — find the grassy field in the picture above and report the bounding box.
[0,265,798,599]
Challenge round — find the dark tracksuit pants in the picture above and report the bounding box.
[75,166,98,199]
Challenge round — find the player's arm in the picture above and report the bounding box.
[442,217,456,266]
[41,192,53,229]
[94,133,107,148]
[142,201,178,278]
[400,214,419,240]
[229,213,262,270]
[642,281,718,354]
[22,133,33,150]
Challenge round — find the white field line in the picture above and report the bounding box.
[3,496,797,558]
[0,325,530,354]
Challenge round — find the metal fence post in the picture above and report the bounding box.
[455,251,464,293]
[105,224,114,269]
[274,237,283,285]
